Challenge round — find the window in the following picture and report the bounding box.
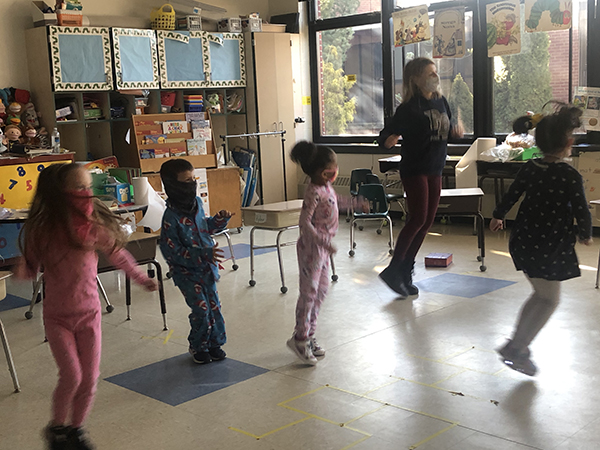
[394,12,474,134]
[317,24,384,135]
[493,1,587,133]
[316,0,381,21]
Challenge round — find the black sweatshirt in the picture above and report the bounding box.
[377,94,452,177]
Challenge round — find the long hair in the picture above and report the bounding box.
[19,164,126,268]
[402,57,441,104]
[535,102,582,155]
[290,141,336,177]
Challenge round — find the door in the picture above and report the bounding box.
[112,28,160,90]
[48,26,113,91]
[207,33,246,87]
[156,30,209,88]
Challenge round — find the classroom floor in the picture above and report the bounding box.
[2,218,600,450]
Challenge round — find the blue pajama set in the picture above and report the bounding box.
[159,197,229,353]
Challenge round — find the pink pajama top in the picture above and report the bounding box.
[23,226,148,319]
[299,182,347,249]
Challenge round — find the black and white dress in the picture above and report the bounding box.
[493,159,592,281]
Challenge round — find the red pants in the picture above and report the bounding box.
[44,309,102,427]
[391,175,442,265]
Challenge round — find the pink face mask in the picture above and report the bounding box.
[67,189,94,217]
[322,168,339,183]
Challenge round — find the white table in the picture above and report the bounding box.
[0,271,20,393]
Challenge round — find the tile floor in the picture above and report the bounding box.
[2,218,600,449]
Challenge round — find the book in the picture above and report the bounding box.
[187,139,207,155]
[185,112,205,122]
[140,149,155,159]
[144,134,166,144]
[154,148,170,158]
[192,128,211,140]
[162,121,189,134]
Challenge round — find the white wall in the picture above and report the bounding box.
[1,0,271,90]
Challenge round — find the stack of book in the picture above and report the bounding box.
[183,94,203,112]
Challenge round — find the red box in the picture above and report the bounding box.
[425,253,453,267]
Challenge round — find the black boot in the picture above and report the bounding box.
[379,264,409,298]
[43,425,71,450]
[67,427,95,450]
[402,260,419,295]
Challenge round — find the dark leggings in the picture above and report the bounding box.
[390,174,442,266]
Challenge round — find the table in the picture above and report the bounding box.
[0,271,20,393]
[436,188,487,271]
[476,160,525,208]
[378,155,462,188]
[242,200,337,293]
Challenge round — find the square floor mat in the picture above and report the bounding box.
[105,354,269,406]
[220,243,277,261]
[416,273,516,298]
[0,294,30,312]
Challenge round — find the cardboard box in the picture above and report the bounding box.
[104,183,132,205]
[241,18,262,32]
[217,18,242,33]
[31,1,57,27]
[425,253,453,267]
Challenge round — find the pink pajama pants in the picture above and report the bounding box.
[294,238,330,341]
[44,309,102,428]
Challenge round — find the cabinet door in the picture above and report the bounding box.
[206,33,246,87]
[48,26,113,91]
[156,30,209,88]
[112,28,160,90]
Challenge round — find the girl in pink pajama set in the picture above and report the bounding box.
[17,164,157,450]
[286,141,347,365]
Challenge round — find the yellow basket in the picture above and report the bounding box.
[151,4,175,30]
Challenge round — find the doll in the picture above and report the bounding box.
[23,126,39,146]
[4,125,22,145]
[7,102,22,126]
[0,103,7,126]
[23,103,40,129]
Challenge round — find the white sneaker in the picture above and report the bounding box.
[310,336,326,357]
[286,336,318,365]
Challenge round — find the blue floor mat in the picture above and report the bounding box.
[0,294,30,312]
[416,273,516,298]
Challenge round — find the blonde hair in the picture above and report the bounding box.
[402,57,441,104]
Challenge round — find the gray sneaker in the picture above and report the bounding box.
[497,341,538,376]
[309,336,326,357]
[287,336,318,365]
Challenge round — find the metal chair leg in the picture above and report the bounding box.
[276,229,288,294]
[349,217,356,256]
[387,215,394,255]
[0,318,21,393]
[125,276,132,320]
[330,255,338,282]
[149,260,168,331]
[224,231,238,270]
[249,227,257,287]
[25,275,44,319]
[97,277,114,313]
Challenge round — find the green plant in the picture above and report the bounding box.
[449,73,474,133]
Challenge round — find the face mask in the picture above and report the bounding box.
[163,178,198,213]
[322,168,339,184]
[424,75,440,93]
[67,189,94,217]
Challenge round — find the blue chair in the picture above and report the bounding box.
[349,183,394,256]
[346,168,372,222]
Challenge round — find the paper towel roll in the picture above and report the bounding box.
[455,138,497,188]
[132,177,149,205]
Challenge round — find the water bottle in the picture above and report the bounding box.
[51,127,60,153]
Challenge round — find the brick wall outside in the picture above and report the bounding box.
[548,28,580,102]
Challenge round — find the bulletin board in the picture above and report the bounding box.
[0,160,70,209]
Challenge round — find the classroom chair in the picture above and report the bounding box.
[0,271,21,393]
[349,183,394,257]
[346,168,373,222]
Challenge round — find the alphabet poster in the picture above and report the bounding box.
[433,8,466,58]
[525,0,572,32]
[393,5,431,47]
[486,1,521,57]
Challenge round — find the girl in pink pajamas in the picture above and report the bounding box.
[287,141,346,365]
[17,164,157,450]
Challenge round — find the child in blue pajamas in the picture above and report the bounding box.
[159,159,232,364]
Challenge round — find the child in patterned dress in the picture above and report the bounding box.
[490,105,592,376]
[159,159,232,364]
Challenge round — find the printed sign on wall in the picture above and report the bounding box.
[393,5,431,47]
[487,1,521,57]
[525,0,572,32]
[433,8,466,59]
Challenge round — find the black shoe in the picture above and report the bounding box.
[189,347,212,364]
[378,266,409,297]
[67,427,95,450]
[403,261,419,296]
[209,347,227,361]
[44,425,71,450]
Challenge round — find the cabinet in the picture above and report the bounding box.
[207,33,246,87]
[48,26,113,91]
[156,30,210,88]
[112,28,160,90]
[245,32,298,203]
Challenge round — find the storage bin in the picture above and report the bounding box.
[151,4,175,30]
[56,9,82,26]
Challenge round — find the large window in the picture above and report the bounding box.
[317,0,381,20]
[317,24,384,135]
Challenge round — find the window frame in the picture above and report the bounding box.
[307,0,596,149]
